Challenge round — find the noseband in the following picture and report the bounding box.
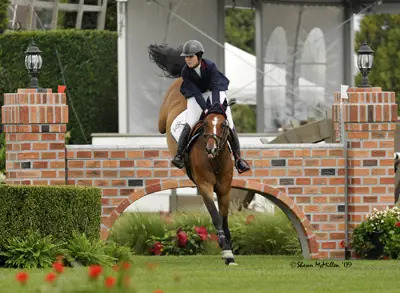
[203,119,230,158]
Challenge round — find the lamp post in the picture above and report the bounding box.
[357,40,374,88]
[24,39,42,88]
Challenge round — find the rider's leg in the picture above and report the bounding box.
[219,92,250,174]
[171,97,202,169]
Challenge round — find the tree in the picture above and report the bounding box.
[0,0,9,33]
[225,8,255,55]
[355,15,400,106]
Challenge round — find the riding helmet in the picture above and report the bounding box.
[180,40,204,56]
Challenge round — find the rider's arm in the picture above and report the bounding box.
[180,69,208,111]
[209,62,221,105]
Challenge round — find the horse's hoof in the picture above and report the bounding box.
[225,258,237,266]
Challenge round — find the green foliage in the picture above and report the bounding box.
[355,15,400,106]
[147,225,210,256]
[231,104,256,133]
[352,206,400,259]
[0,230,62,268]
[0,0,9,33]
[103,241,132,262]
[0,30,118,144]
[0,185,101,248]
[229,210,301,255]
[64,232,115,266]
[225,8,255,54]
[110,211,301,255]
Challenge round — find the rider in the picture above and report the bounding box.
[171,39,250,174]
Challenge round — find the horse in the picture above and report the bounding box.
[149,44,237,265]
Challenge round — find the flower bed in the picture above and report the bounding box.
[352,206,400,259]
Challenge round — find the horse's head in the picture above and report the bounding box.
[203,113,230,159]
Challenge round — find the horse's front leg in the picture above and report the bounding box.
[216,186,237,266]
[198,184,231,251]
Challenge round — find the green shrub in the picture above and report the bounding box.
[103,241,132,262]
[64,232,115,266]
[110,211,301,255]
[229,210,301,255]
[0,230,62,268]
[352,206,400,259]
[0,30,118,144]
[0,185,101,247]
[108,213,167,254]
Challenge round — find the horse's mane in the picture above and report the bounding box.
[148,43,186,78]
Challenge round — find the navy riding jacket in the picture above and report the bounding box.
[180,59,229,111]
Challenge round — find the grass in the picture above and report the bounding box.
[1,255,400,293]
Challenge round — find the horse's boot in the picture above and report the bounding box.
[172,123,191,169]
[229,128,250,174]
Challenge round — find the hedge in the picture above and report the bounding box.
[0,185,101,247]
[0,30,118,144]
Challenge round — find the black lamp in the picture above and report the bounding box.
[357,40,374,88]
[24,39,42,88]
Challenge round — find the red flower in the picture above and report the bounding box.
[150,242,163,255]
[154,290,164,293]
[112,264,120,272]
[339,240,345,248]
[104,276,116,288]
[246,214,256,224]
[395,222,400,228]
[52,261,64,274]
[15,272,29,285]
[177,230,188,247]
[209,233,219,242]
[45,272,57,283]
[195,226,208,240]
[121,261,131,271]
[88,265,103,279]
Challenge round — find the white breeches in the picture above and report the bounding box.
[185,91,235,129]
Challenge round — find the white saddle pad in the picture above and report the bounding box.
[171,110,187,142]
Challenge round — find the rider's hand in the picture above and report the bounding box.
[204,109,208,115]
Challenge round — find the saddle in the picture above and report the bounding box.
[183,102,230,184]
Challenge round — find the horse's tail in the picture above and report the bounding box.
[148,44,185,78]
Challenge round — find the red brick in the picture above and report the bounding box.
[120,160,134,168]
[76,151,92,158]
[144,150,160,157]
[111,151,126,158]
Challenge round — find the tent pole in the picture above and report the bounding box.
[255,0,265,133]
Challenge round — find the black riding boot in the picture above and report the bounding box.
[229,128,250,174]
[172,123,191,169]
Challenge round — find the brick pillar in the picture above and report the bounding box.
[332,87,397,256]
[1,88,68,185]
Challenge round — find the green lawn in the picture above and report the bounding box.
[1,255,400,293]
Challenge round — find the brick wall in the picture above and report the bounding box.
[1,87,397,259]
[2,89,68,185]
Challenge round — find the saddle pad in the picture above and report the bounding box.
[171,110,187,142]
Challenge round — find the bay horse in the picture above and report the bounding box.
[149,44,236,265]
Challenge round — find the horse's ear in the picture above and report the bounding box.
[222,99,228,111]
[206,98,212,109]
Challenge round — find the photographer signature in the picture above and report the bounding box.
[290,261,352,268]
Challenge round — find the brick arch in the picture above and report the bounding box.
[101,179,318,259]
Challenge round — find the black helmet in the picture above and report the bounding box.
[180,40,204,56]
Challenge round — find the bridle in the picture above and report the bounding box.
[203,117,230,158]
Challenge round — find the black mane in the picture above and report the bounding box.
[148,43,186,78]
